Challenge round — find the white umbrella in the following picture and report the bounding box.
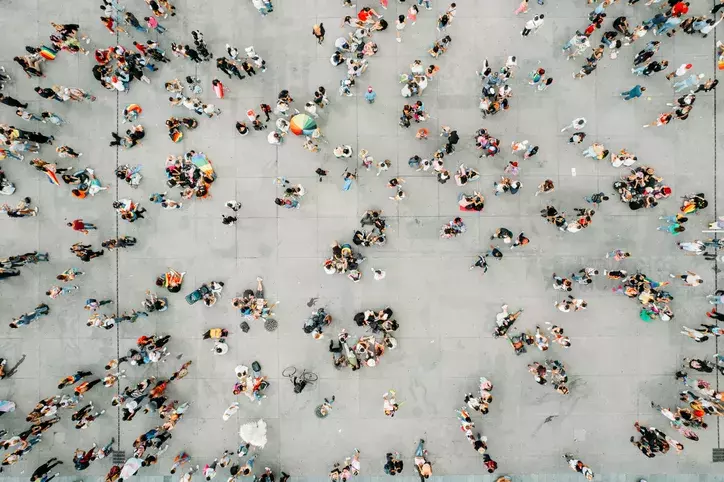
[120,457,143,480]
[239,419,268,448]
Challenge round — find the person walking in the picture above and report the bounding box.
[666,63,692,81]
[521,14,545,36]
[312,23,325,44]
[560,117,586,132]
[621,84,646,100]
[514,0,529,15]
[67,219,98,234]
[673,73,705,92]
[145,16,166,33]
[0,93,28,109]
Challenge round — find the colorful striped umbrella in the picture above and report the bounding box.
[289,113,317,136]
[40,46,57,61]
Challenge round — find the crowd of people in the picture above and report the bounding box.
[1,0,724,478]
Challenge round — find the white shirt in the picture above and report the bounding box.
[526,18,543,29]
[675,64,690,76]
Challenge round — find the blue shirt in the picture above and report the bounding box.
[628,85,643,97]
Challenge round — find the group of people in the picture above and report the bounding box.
[328,326,396,370]
[164,150,216,201]
[3,0,724,476]
[323,240,366,282]
[354,210,387,247]
[612,166,672,211]
[399,60,436,100]
[477,57,517,117]
[231,278,277,332]
[455,408,498,472]
[539,205,598,234]
[527,360,570,395]
[406,126,460,187]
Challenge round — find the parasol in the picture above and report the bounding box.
[40,46,57,61]
[289,114,317,136]
[120,457,143,480]
[239,419,268,448]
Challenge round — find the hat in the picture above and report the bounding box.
[685,63,692,69]
[367,86,373,92]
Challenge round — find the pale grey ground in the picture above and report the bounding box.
[0,0,724,479]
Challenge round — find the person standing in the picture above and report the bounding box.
[584,192,609,207]
[304,101,319,118]
[396,15,406,42]
[124,12,147,33]
[365,86,377,103]
[259,103,272,121]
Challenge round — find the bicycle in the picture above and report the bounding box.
[282,366,318,393]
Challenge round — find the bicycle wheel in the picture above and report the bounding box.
[303,371,319,382]
[281,366,297,379]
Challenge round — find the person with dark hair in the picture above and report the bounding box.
[0,93,27,109]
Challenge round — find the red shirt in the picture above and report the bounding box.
[358,10,370,21]
[672,2,688,15]
[71,219,85,230]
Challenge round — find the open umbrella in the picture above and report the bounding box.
[239,419,268,448]
[289,114,317,136]
[120,457,143,480]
